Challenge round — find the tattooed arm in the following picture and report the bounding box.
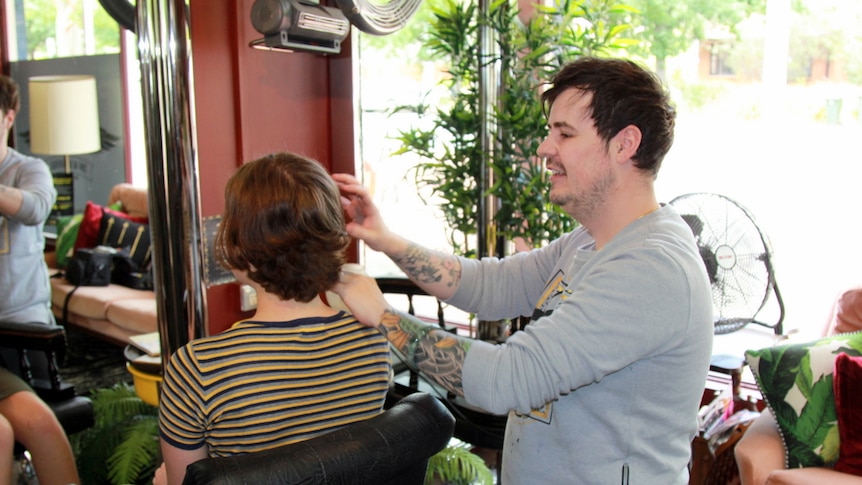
[390,242,462,301]
[333,173,462,301]
[379,309,471,396]
[332,172,471,393]
[331,271,472,397]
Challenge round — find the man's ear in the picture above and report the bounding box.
[613,125,642,162]
[1,109,15,129]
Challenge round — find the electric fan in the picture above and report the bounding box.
[669,193,785,335]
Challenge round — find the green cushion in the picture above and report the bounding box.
[746,332,862,469]
[55,213,83,268]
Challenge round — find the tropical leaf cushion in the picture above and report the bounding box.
[745,331,862,469]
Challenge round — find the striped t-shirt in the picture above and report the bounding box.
[159,312,392,456]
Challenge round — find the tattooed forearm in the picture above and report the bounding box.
[393,242,461,289]
[379,309,471,396]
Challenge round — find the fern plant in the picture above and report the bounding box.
[426,440,494,485]
[71,382,160,485]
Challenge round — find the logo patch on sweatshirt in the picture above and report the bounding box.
[515,402,553,424]
[530,269,571,322]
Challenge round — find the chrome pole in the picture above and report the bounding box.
[478,0,500,259]
[136,0,206,366]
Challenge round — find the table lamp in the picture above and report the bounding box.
[28,75,101,223]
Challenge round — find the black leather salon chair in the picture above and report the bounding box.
[181,392,455,485]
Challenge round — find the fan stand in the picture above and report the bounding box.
[749,263,786,336]
[671,193,787,433]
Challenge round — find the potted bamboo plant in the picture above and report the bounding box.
[395,0,636,256]
[393,0,636,337]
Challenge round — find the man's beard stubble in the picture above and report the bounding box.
[550,165,616,223]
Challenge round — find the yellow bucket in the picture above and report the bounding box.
[126,363,162,407]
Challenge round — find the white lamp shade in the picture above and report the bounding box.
[28,75,101,156]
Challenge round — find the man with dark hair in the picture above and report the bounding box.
[333,57,713,483]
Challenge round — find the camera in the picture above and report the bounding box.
[66,246,115,286]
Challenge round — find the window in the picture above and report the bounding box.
[355,6,455,278]
[354,1,862,342]
[3,0,121,61]
[3,0,147,226]
[0,0,147,187]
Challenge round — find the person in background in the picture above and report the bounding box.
[0,368,80,485]
[332,57,713,483]
[0,74,79,485]
[822,285,862,336]
[155,152,392,485]
[0,74,57,326]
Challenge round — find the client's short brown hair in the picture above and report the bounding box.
[215,152,349,302]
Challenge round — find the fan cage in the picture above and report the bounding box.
[669,193,779,335]
[335,0,423,35]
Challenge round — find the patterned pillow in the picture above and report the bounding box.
[96,211,152,270]
[745,331,862,469]
[73,201,148,251]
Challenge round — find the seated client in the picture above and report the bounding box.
[156,152,393,485]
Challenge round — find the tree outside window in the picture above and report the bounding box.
[5,0,121,61]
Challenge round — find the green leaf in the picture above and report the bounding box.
[107,416,160,485]
[820,421,841,465]
[791,375,835,454]
[71,383,160,485]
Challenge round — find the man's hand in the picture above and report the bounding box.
[332,172,460,301]
[330,271,388,328]
[332,173,396,254]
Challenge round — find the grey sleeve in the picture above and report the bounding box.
[446,237,570,321]
[12,159,57,225]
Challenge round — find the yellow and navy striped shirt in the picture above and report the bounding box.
[158,312,391,456]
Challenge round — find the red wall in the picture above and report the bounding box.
[189,0,356,334]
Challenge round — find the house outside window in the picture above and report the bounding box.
[709,41,735,76]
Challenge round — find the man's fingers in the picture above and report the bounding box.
[332,173,361,189]
[340,194,366,224]
[331,173,358,183]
